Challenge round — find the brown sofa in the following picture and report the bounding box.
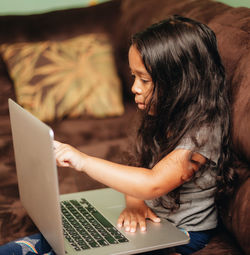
[0,0,249,254]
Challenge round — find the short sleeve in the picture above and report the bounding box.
[175,125,221,164]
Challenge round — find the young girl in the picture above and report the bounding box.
[0,15,235,255]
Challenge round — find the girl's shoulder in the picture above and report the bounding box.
[175,124,222,164]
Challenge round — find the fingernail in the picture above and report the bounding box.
[131,228,135,233]
[141,227,146,232]
[125,227,130,231]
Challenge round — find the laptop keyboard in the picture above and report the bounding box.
[61,198,129,251]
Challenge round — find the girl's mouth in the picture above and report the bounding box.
[137,102,146,110]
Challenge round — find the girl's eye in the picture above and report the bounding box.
[130,72,150,84]
[141,79,149,84]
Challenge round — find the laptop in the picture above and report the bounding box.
[8,98,189,255]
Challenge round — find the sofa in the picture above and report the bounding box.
[0,0,249,254]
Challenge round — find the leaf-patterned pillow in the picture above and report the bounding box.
[0,34,124,121]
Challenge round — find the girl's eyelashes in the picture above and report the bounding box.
[141,79,150,83]
[130,72,151,84]
[131,73,149,83]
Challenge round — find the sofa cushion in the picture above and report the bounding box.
[231,52,250,162]
[207,7,250,164]
[0,33,124,121]
[120,0,230,37]
[209,10,250,254]
[217,166,250,255]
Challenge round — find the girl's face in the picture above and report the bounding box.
[129,45,154,114]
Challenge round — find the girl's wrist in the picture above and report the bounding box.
[125,195,145,206]
[77,152,89,172]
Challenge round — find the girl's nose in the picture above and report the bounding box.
[131,82,142,95]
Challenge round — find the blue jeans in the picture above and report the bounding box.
[174,229,216,254]
[0,229,215,255]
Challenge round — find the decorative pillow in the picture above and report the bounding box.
[0,34,124,121]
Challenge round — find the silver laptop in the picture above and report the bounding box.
[8,99,189,255]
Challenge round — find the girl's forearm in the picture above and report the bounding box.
[82,155,157,200]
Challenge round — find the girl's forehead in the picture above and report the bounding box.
[128,45,149,75]
[128,45,140,60]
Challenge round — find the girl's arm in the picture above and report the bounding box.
[54,141,206,200]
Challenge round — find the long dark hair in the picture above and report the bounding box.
[131,15,236,211]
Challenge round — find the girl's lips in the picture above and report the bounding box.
[135,98,146,109]
[137,102,146,109]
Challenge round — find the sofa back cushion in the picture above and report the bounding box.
[207,7,250,164]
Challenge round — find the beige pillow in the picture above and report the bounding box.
[0,34,124,121]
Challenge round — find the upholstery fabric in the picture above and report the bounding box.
[0,0,249,254]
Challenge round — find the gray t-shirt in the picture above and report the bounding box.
[145,125,221,231]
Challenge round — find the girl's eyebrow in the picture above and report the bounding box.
[130,68,150,77]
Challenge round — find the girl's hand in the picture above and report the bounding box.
[53,140,86,171]
[117,196,160,233]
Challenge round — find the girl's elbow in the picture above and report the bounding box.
[138,184,165,200]
[133,172,166,200]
